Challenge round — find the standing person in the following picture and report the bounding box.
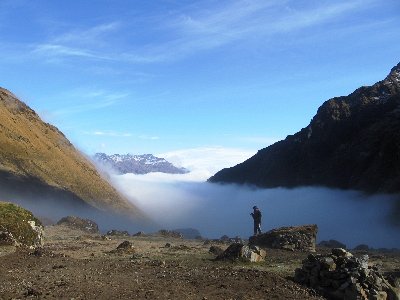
[251,206,262,236]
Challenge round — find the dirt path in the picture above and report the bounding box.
[0,226,397,299]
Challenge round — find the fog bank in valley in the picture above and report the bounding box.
[111,168,399,249]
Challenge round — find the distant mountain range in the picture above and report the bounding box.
[93,153,189,175]
[209,62,400,194]
[0,88,147,226]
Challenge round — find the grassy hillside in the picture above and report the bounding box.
[0,88,145,220]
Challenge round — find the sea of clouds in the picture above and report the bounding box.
[110,147,400,249]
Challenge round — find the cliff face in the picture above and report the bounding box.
[209,63,400,194]
[0,88,146,222]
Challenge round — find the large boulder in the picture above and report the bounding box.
[295,248,400,300]
[110,240,135,254]
[0,202,43,248]
[249,224,317,252]
[56,216,99,234]
[216,243,266,262]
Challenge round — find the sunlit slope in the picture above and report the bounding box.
[0,88,144,219]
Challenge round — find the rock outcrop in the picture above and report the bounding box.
[56,216,99,234]
[209,63,400,194]
[0,202,43,248]
[249,225,317,252]
[295,248,400,300]
[216,243,266,262]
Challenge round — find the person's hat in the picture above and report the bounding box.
[253,206,258,209]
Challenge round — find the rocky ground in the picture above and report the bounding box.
[0,225,399,300]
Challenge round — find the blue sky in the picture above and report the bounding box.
[1,0,399,166]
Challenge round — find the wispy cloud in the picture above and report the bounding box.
[28,0,376,64]
[117,0,375,63]
[30,21,120,61]
[32,44,106,60]
[84,130,133,137]
[53,22,120,46]
[51,89,129,115]
[138,135,160,140]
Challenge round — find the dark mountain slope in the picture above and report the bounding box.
[0,88,147,224]
[209,63,400,194]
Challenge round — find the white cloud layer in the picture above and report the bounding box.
[158,146,256,181]
[109,145,400,249]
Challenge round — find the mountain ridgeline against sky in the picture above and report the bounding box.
[209,63,400,194]
[0,88,147,225]
[94,153,188,175]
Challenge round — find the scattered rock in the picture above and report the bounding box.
[106,229,130,236]
[216,243,266,262]
[318,239,346,249]
[0,230,16,246]
[249,224,317,252]
[113,241,135,254]
[158,229,183,239]
[0,202,44,248]
[56,216,99,234]
[209,246,224,256]
[101,235,111,241]
[220,235,230,242]
[173,228,202,239]
[295,248,400,300]
[132,231,146,237]
[24,287,42,297]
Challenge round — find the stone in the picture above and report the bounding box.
[101,235,111,241]
[249,224,317,252]
[332,248,352,258]
[0,202,44,248]
[132,231,146,237]
[158,229,183,239]
[209,246,224,256]
[113,240,135,254]
[220,235,230,242]
[215,243,266,262]
[295,248,398,300]
[0,230,16,246]
[172,228,202,239]
[106,230,130,236]
[57,216,99,234]
[320,257,336,271]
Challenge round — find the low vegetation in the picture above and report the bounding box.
[0,201,42,246]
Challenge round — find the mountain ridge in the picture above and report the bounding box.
[0,88,147,224]
[94,152,189,175]
[209,62,400,194]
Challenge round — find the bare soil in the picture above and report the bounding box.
[0,225,399,300]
